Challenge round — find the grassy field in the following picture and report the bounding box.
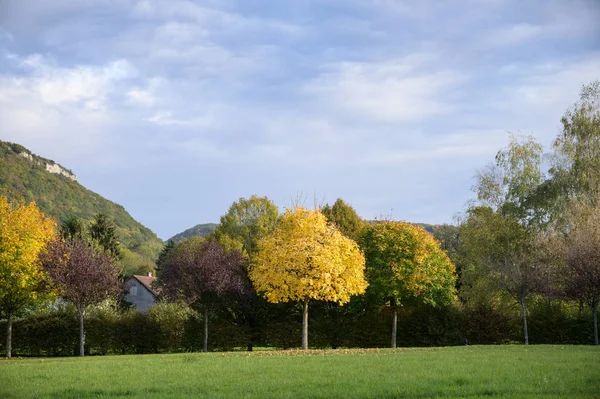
[0,346,598,398]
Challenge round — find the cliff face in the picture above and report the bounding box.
[18,151,78,181]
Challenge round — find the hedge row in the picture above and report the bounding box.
[0,300,594,357]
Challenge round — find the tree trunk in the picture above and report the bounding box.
[520,297,529,345]
[391,298,398,349]
[302,300,309,350]
[79,308,85,356]
[6,314,12,359]
[203,309,209,353]
[593,302,598,346]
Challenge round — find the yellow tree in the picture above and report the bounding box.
[359,222,456,348]
[250,208,368,350]
[0,196,56,358]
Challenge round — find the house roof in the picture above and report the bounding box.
[131,275,160,297]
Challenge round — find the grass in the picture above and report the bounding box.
[0,346,598,398]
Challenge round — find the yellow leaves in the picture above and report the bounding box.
[250,207,367,305]
[0,196,57,313]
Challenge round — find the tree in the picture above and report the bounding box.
[214,195,279,350]
[88,213,122,260]
[0,197,56,358]
[321,198,365,241]
[555,199,600,345]
[159,238,248,352]
[552,80,600,205]
[215,195,279,257]
[41,237,121,356]
[465,133,546,344]
[359,222,456,348]
[60,214,85,241]
[156,240,176,273]
[460,207,545,344]
[250,208,367,350]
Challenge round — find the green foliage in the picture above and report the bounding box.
[321,198,365,241]
[0,140,163,266]
[89,213,122,260]
[360,222,457,308]
[148,301,195,352]
[552,80,600,204]
[215,195,279,257]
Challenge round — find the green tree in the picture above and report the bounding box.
[215,195,279,350]
[88,213,122,260]
[552,80,600,205]
[60,214,85,241]
[0,197,56,358]
[156,240,176,273]
[215,195,279,257]
[321,198,365,241]
[250,208,368,350]
[465,133,546,344]
[359,222,456,348]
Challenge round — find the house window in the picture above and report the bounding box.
[130,286,138,296]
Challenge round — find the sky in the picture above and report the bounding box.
[1,0,599,240]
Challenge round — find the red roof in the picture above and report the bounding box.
[132,275,159,297]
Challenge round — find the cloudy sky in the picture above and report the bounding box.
[1,0,599,240]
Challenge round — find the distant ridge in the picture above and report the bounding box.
[169,223,218,243]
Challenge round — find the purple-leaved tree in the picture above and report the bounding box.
[159,237,248,352]
[41,237,121,356]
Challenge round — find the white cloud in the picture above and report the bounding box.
[304,54,463,122]
[486,23,544,46]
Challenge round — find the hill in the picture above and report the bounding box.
[0,140,163,274]
[169,223,218,243]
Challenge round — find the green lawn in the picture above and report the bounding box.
[1,346,598,398]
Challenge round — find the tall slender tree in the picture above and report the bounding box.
[88,213,122,260]
[321,198,365,241]
[465,133,546,344]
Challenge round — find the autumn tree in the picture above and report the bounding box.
[159,238,248,352]
[41,237,121,356]
[250,208,367,350]
[321,198,365,241]
[359,222,456,348]
[0,197,56,358]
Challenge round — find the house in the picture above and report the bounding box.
[125,273,159,312]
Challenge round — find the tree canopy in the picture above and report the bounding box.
[250,207,367,349]
[159,237,248,352]
[41,237,121,356]
[215,195,279,258]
